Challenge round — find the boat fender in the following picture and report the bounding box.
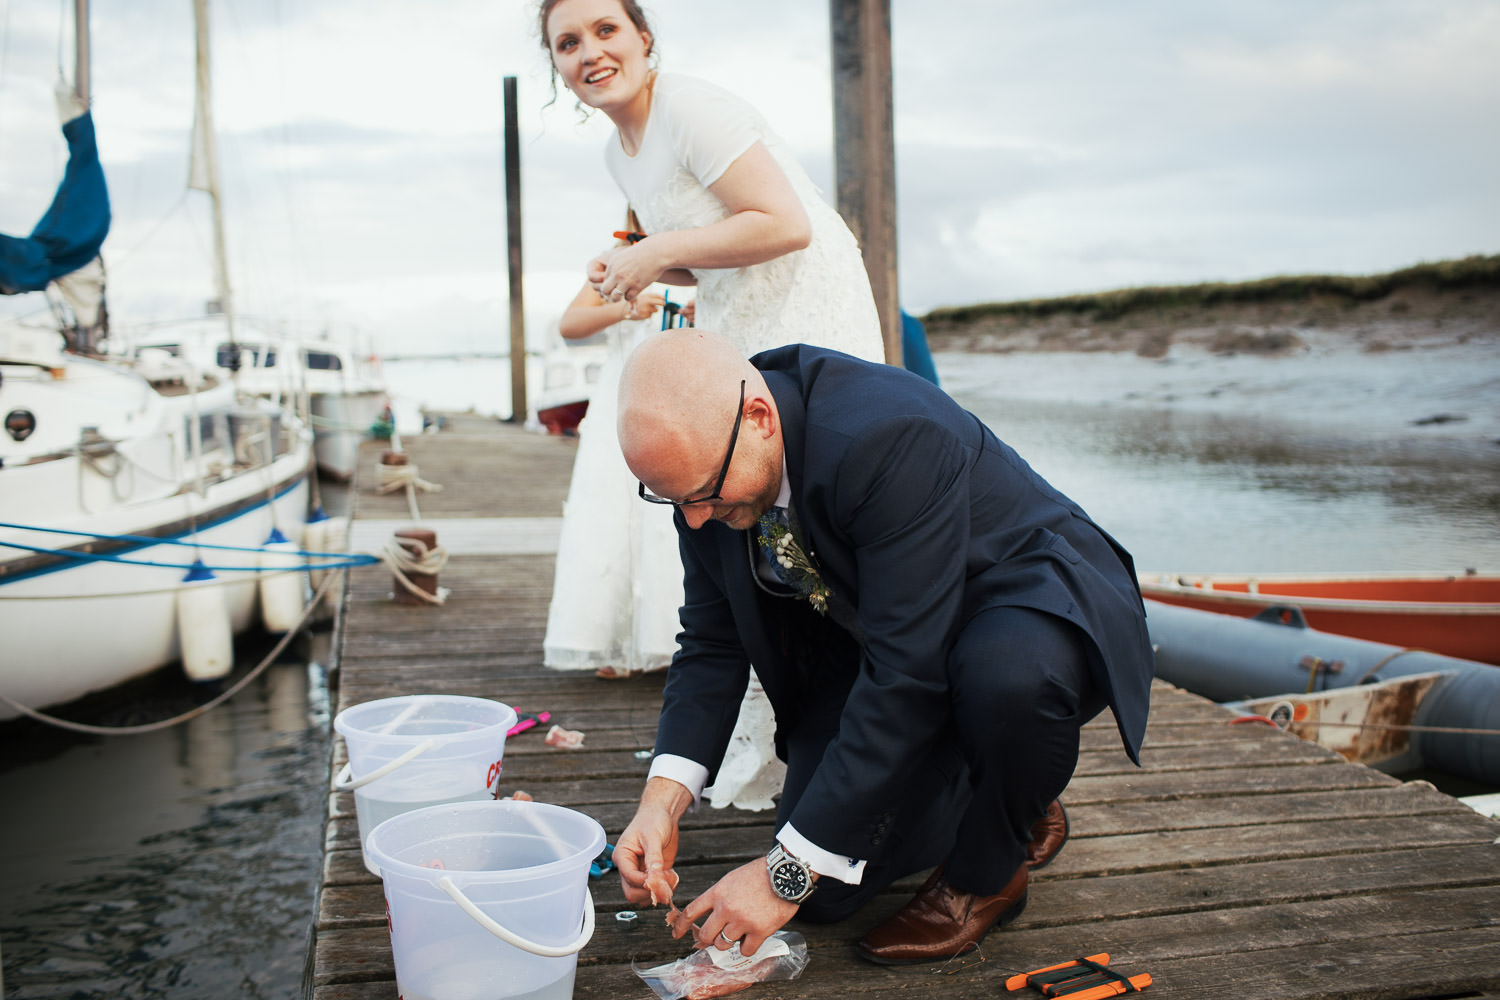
[259,526,308,632]
[322,514,350,615]
[303,507,350,614]
[177,559,233,682]
[304,506,330,590]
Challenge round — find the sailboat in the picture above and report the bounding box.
[132,323,391,482]
[0,0,315,719]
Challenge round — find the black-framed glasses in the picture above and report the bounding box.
[638,379,746,506]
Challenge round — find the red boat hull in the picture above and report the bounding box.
[536,400,589,437]
[1138,571,1500,666]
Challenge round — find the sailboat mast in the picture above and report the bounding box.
[190,0,235,345]
[73,0,90,107]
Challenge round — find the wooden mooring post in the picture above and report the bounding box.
[831,0,900,366]
[504,74,527,424]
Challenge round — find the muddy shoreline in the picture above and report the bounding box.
[922,284,1500,359]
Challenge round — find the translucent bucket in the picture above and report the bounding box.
[333,695,518,876]
[367,800,606,1000]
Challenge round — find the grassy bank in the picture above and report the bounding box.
[922,255,1500,357]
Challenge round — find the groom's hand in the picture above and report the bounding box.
[614,777,692,907]
[679,859,800,959]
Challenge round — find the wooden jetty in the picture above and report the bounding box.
[308,416,1500,1000]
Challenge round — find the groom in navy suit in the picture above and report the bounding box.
[611,329,1154,964]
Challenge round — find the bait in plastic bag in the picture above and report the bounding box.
[633,930,809,1000]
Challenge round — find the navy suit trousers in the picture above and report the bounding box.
[784,604,1107,923]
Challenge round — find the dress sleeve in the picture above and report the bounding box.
[658,78,761,189]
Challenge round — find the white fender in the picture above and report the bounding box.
[177,560,233,681]
[303,507,330,591]
[259,526,307,632]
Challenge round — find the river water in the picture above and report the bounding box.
[2,343,1497,997]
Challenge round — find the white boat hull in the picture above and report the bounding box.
[0,458,311,719]
[1,347,315,719]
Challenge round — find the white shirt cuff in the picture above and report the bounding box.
[647,754,708,806]
[777,822,867,885]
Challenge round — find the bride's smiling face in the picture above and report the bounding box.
[545,0,654,116]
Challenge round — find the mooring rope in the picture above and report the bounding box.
[1232,715,1500,738]
[0,571,337,736]
[375,461,443,522]
[0,540,377,575]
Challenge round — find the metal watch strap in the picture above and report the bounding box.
[766,843,817,903]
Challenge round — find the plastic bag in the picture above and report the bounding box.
[633,930,809,1000]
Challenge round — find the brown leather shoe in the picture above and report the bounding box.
[856,862,1027,965]
[1025,800,1069,869]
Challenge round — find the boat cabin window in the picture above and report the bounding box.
[188,411,228,453]
[216,343,277,369]
[303,350,343,371]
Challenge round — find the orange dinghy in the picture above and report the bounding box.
[1137,570,1500,666]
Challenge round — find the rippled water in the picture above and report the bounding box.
[0,626,334,999]
[937,345,1500,573]
[2,344,1496,997]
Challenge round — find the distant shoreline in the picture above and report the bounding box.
[921,255,1500,358]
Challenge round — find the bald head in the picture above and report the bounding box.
[618,329,781,527]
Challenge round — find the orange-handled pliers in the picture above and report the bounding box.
[1005,953,1152,999]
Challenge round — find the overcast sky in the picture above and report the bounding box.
[2,0,1497,355]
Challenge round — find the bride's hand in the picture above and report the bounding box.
[594,242,668,305]
[626,291,666,320]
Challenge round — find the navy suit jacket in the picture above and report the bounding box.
[654,345,1155,858]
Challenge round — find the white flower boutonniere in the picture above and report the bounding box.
[756,513,831,615]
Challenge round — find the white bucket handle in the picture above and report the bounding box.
[332,738,437,791]
[437,877,596,958]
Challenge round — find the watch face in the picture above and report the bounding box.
[771,861,808,899]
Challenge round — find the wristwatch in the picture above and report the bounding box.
[766,843,817,903]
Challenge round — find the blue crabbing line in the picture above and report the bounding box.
[0,539,380,572]
[0,521,379,572]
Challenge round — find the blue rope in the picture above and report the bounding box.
[1,527,375,566]
[0,538,380,572]
[0,520,352,557]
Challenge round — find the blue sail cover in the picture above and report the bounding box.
[0,111,111,294]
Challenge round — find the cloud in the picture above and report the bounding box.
[4,0,1497,350]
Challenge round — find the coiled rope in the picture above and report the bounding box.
[0,571,337,736]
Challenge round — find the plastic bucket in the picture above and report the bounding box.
[333,695,518,876]
[367,800,606,1000]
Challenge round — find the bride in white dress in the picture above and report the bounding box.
[540,0,886,812]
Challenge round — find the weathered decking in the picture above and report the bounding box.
[308,416,1500,1000]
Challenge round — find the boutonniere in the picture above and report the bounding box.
[757,513,832,615]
